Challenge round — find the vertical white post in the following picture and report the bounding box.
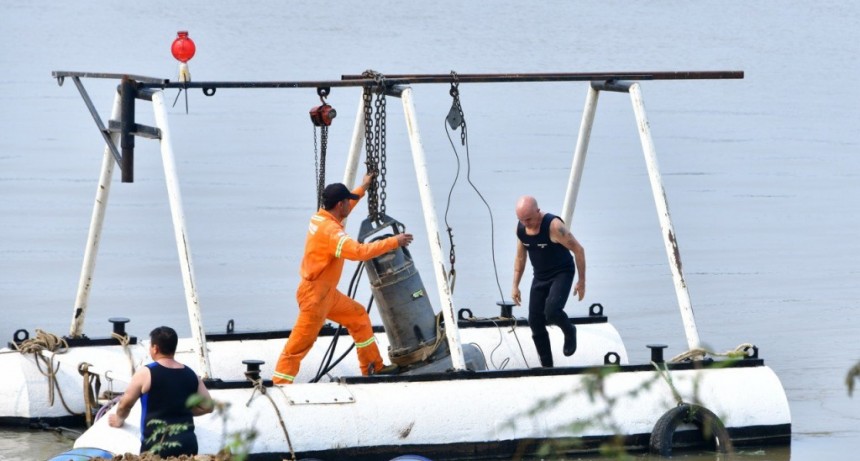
[400,88,467,370]
[70,92,122,338]
[628,83,701,351]
[342,92,366,189]
[561,86,600,225]
[151,91,212,378]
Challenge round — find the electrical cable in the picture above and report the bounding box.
[444,119,507,305]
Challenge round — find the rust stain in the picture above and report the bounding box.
[668,229,682,273]
[399,421,415,439]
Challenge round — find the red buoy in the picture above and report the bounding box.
[171,31,196,63]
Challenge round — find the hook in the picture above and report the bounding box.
[317,87,330,104]
[449,70,460,96]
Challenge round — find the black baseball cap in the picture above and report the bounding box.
[322,183,360,209]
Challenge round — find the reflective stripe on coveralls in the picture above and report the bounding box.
[274,187,400,384]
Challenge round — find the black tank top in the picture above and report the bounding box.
[517,213,575,280]
[140,362,199,447]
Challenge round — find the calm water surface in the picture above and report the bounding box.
[1,1,858,460]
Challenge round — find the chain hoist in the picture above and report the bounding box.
[443,71,468,291]
[443,70,507,303]
[447,71,467,145]
[361,70,388,224]
[310,87,336,209]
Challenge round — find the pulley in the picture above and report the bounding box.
[309,105,336,126]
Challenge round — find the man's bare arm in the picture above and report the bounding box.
[549,218,586,300]
[512,238,527,306]
[108,367,148,427]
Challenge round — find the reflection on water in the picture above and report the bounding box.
[0,428,73,461]
[1,427,794,461]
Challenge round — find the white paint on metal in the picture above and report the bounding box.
[70,92,122,338]
[280,382,356,405]
[340,92,367,228]
[74,363,791,456]
[0,322,625,421]
[628,83,701,351]
[151,91,212,378]
[400,88,467,371]
[341,91,366,189]
[561,85,599,225]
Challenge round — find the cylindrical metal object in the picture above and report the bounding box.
[362,228,450,367]
[108,317,130,337]
[120,77,135,183]
[647,344,668,363]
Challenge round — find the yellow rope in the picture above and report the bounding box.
[12,330,80,416]
[111,332,136,376]
[13,329,69,355]
[669,343,755,363]
[78,362,98,427]
[250,375,296,461]
[651,361,684,406]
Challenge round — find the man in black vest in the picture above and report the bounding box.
[512,196,586,367]
[108,326,213,456]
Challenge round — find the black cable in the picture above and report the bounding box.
[444,119,508,305]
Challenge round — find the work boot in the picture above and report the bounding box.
[373,363,400,375]
[562,325,577,357]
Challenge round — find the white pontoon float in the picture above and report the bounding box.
[12,69,788,459]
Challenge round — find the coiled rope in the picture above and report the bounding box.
[652,342,758,406]
[12,329,80,416]
[669,343,755,363]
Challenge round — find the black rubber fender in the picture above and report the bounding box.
[649,403,733,456]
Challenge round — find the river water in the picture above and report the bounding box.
[1,1,858,460]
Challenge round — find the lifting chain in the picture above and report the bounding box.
[313,124,328,209]
[311,87,335,209]
[444,71,469,291]
[362,70,388,224]
[447,71,467,145]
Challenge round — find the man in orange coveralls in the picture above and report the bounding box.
[273,173,413,384]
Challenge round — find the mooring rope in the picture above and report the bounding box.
[78,362,101,427]
[12,329,81,416]
[110,332,137,376]
[249,374,296,461]
[13,329,69,355]
[651,361,684,406]
[669,343,755,363]
[652,342,757,407]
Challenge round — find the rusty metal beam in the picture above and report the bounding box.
[53,70,744,94]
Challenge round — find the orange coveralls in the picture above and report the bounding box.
[273,188,399,384]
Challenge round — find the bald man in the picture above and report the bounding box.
[512,196,586,367]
